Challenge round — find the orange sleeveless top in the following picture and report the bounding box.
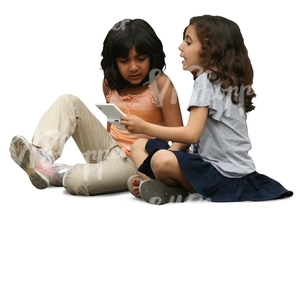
[106,85,165,157]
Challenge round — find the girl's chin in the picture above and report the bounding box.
[181,62,190,71]
[127,79,143,85]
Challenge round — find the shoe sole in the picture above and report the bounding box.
[10,135,50,189]
[139,179,189,205]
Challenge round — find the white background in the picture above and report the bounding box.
[0,1,299,299]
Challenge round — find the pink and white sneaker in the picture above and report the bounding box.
[9,135,66,189]
[50,163,74,187]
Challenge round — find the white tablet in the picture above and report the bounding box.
[95,103,126,129]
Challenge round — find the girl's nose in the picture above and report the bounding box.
[129,61,138,71]
[178,41,184,51]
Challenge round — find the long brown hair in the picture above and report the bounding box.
[187,15,256,112]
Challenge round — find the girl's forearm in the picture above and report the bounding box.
[143,122,199,144]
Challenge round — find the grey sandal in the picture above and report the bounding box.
[139,179,189,205]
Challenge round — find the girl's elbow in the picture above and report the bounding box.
[189,137,199,144]
[188,132,201,144]
[183,126,201,144]
[183,134,198,144]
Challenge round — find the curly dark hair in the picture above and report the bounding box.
[100,18,166,91]
[186,15,256,112]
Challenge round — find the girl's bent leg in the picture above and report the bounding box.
[63,146,137,196]
[130,138,151,180]
[32,94,116,163]
[151,150,195,192]
[127,138,153,198]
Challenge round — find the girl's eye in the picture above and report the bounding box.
[137,56,146,61]
[117,57,128,63]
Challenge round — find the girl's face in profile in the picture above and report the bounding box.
[178,25,202,73]
[116,46,151,85]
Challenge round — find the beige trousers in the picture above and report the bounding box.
[32,94,137,195]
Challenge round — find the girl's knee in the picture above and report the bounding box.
[57,94,82,106]
[131,138,148,154]
[130,138,148,167]
[151,150,175,174]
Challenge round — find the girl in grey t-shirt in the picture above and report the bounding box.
[123,15,293,204]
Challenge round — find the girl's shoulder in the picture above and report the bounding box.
[102,79,111,98]
[155,72,171,84]
[152,72,174,91]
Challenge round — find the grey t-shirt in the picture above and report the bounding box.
[188,72,256,178]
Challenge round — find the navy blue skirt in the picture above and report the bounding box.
[138,139,293,202]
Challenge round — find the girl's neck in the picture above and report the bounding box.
[118,84,148,96]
